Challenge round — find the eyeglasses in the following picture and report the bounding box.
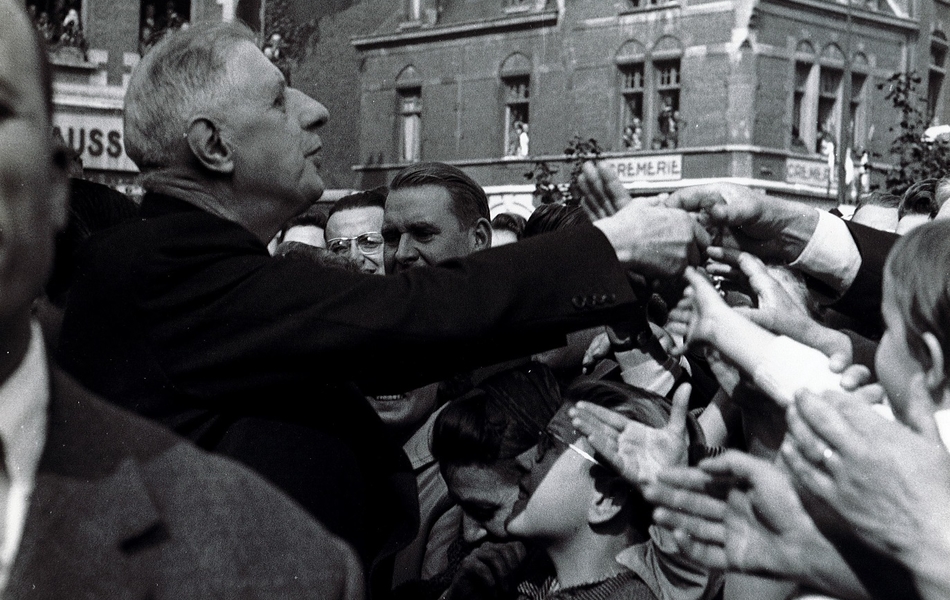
[326,232,384,256]
[535,404,602,467]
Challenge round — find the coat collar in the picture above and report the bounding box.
[5,369,164,595]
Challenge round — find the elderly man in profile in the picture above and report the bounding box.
[0,3,363,597]
[58,20,708,591]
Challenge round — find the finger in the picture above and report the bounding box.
[667,382,691,437]
[837,364,872,391]
[705,245,742,266]
[670,527,728,570]
[572,401,633,432]
[734,252,778,301]
[653,507,726,545]
[578,164,608,220]
[664,185,725,214]
[598,164,632,212]
[703,261,740,278]
[698,450,773,486]
[643,482,728,520]
[794,389,862,457]
[580,162,609,215]
[784,403,836,468]
[780,439,838,503]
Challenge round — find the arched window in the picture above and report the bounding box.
[615,38,683,150]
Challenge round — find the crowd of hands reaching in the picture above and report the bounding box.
[433,162,949,600]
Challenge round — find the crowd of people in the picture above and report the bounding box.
[2,3,949,598]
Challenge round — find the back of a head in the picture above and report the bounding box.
[523,203,590,238]
[856,190,900,211]
[491,212,527,239]
[390,162,489,227]
[284,202,329,231]
[124,21,256,171]
[898,178,940,220]
[328,187,388,220]
[432,362,562,470]
[885,219,950,378]
[46,180,140,307]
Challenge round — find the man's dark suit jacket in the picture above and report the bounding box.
[7,367,363,599]
[58,193,637,579]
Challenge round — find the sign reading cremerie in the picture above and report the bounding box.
[785,157,836,187]
[601,155,682,183]
[52,112,138,173]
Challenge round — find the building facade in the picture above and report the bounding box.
[348,0,950,213]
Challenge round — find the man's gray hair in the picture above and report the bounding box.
[124,21,256,170]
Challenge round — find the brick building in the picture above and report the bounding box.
[342,0,950,214]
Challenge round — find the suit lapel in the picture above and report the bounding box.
[4,371,164,599]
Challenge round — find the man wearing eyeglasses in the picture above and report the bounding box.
[325,189,387,275]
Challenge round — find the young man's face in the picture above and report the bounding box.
[325,206,385,274]
[506,405,598,540]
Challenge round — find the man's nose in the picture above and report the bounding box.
[514,447,534,474]
[394,235,418,266]
[461,514,488,545]
[288,88,329,130]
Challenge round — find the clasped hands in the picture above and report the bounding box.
[581,162,819,279]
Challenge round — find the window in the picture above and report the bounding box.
[930,34,948,123]
[817,67,842,148]
[616,56,682,150]
[620,63,645,150]
[408,0,422,20]
[399,90,422,162]
[28,0,87,56]
[503,77,530,157]
[655,60,681,149]
[139,0,191,53]
[625,0,675,9]
[849,72,867,148]
[504,0,532,9]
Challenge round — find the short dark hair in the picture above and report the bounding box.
[284,203,328,231]
[389,162,489,228]
[856,190,900,211]
[432,362,561,469]
[899,178,940,220]
[328,187,387,220]
[523,203,590,238]
[490,213,527,239]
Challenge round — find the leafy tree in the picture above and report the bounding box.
[524,136,603,206]
[878,72,950,195]
[262,0,317,81]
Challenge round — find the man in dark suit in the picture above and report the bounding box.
[56,20,709,593]
[0,3,363,597]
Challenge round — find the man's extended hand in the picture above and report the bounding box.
[643,451,831,580]
[666,183,819,264]
[570,383,691,485]
[783,387,950,565]
[585,163,709,277]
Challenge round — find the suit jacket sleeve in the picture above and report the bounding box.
[113,220,638,403]
[828,221,898,320]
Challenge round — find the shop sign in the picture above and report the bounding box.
[52,112,138,173]
[601,155,682,183]
[786,157,836,187]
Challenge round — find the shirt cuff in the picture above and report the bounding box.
[752,336,842,407]
[789,210,861,295]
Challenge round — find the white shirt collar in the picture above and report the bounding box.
[0,322,49,484]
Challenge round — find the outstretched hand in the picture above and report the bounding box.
[665,183,819,264]
[570,383,691,485]
[643,451,826,579]
[666,267,731,353]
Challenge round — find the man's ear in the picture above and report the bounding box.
[588,477,628,526]
[921,332,949,407]
[472,217,492,251]
[185,118,234,174]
